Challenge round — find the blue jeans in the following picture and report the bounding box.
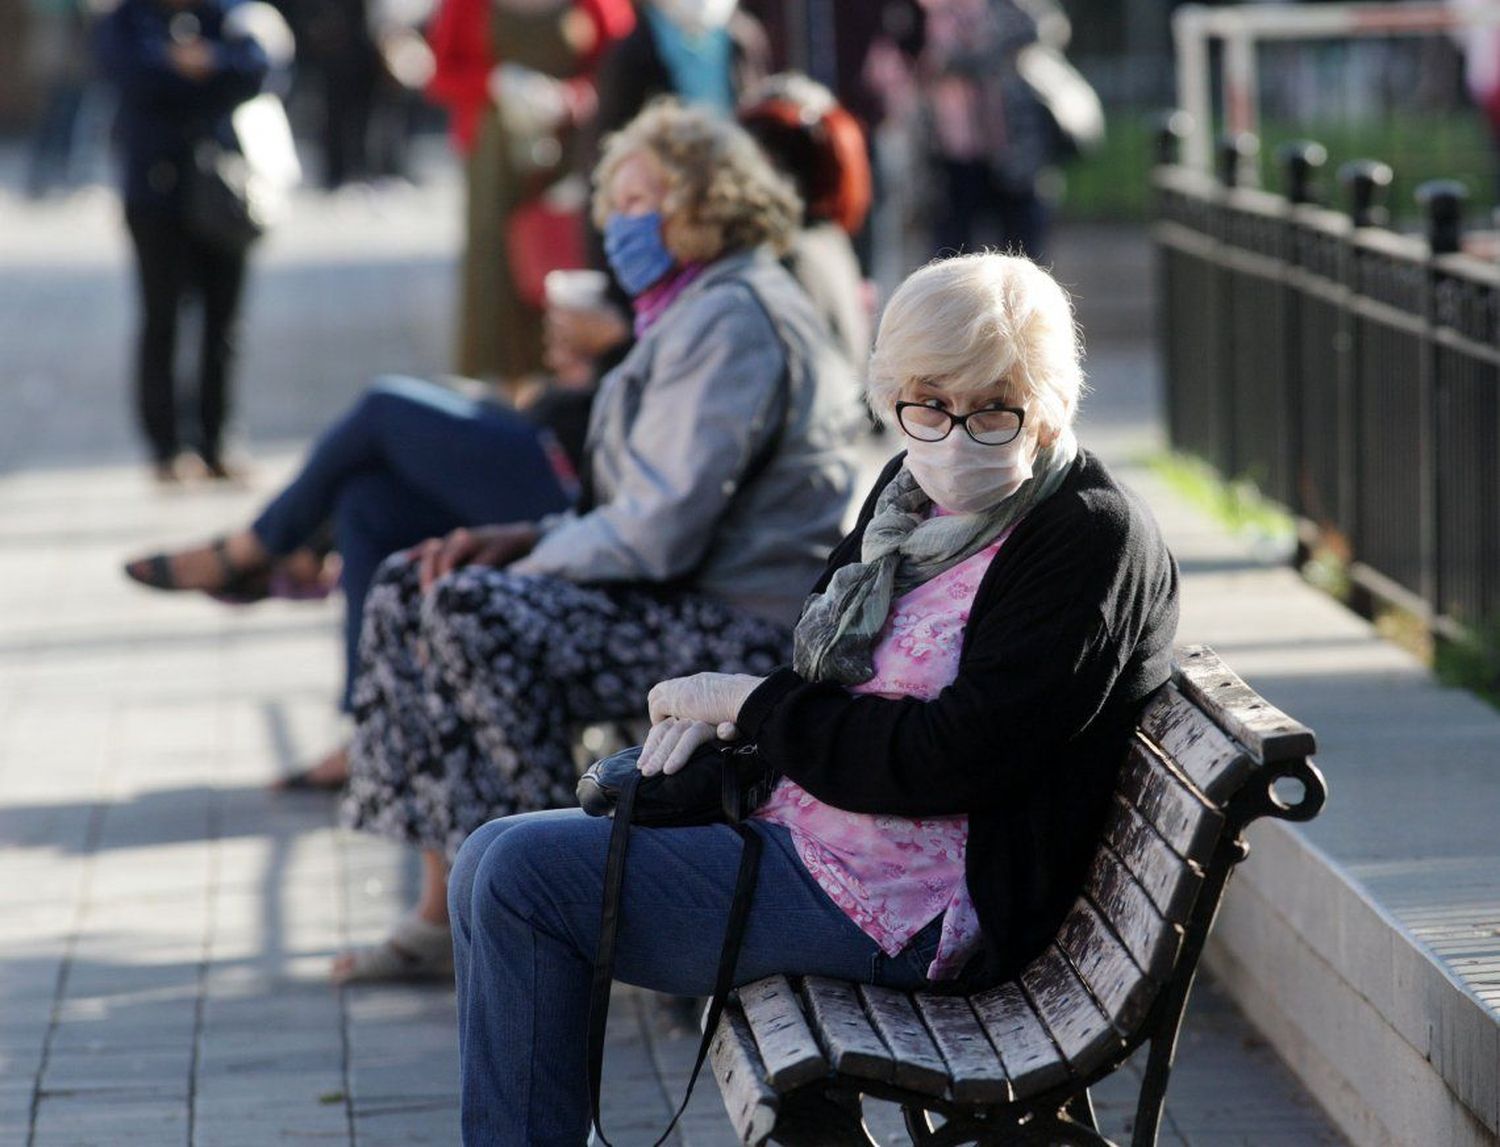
[448,809,941,1146]
[250,376,573,708]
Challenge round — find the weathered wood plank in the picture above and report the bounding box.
[1175,644,1317,764]
[710,1006,780,1146]
[1055,900,1158,1034]
[1085,847,1182,981]
[1139,683,1257,801]
[857,984,952,1098]
[738,975,828,1091]
[1103,795,1204,924]
[1119,739,1224,862]
[800,976,894,1084]
[909,992,1010,1104]
[970,982,1069,1099]
[1020,947,1123,1072]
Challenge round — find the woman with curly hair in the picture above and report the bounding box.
[333,100,863,982]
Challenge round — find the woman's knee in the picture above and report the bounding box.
[465,812,604,933]
[449,817,515,927]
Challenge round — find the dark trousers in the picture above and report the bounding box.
[250,375,574,707]
[125,208,250,465]
[933,159,1050,264]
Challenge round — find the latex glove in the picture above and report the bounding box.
[646,672,763,732]
[488,63,569,136]
[637,717,724,776]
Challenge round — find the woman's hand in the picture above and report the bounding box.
[646,672,764,731]
[636,717,723,776]
[546,302,630,359]
[413,523,540,592]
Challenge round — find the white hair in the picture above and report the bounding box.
[866,253,1084,440]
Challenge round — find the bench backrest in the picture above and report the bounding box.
[714,644,1325,1137]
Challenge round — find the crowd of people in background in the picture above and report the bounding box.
[7,1,1201,1140]
[92,0,1111,1024]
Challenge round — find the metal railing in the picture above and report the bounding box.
[1154,131,1500,639]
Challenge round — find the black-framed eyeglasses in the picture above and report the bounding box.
[895,401,1026,446]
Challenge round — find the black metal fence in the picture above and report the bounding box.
[1153,146,1500,639]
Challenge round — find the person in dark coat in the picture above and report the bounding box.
[97,0,271,480]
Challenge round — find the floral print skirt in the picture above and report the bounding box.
[342,554,791,860]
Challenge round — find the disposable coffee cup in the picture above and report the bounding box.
[544,269,610,312]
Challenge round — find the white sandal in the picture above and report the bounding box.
[333,914,455,985]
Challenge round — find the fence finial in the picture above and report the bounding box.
[1217,132,1259,189]
[1155,110,1194,167]
[1277,141,1327,206]
[1338,160,1394,229]
[1415,181,1468,256]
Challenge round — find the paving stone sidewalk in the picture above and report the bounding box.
[0,160,1343,1145]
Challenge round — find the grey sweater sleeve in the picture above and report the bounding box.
[509,287,785,584]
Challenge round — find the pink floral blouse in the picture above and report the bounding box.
[753,528,1010,981]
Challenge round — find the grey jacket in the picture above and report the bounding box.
[510,250,862,627]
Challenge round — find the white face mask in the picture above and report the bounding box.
[651,0,736,37]
[902,428,1035,514]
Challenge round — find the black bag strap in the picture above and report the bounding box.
[587,764,763,1146]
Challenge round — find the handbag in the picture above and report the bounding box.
[577,741,777,1146]
[184,93,301,253]
[1015,42,1105,160]
[577,740,779,825]
[505,178,589,310]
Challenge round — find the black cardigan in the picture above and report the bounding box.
[737,450,1180,988]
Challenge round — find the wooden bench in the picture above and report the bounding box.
[707,644,1326,1146]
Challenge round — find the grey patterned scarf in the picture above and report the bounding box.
[793,430,1079,685]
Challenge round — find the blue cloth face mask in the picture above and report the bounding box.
[603,211,676,296]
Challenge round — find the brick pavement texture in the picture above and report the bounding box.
[0,162,1344,1145]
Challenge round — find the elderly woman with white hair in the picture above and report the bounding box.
[446,251,1179,1143]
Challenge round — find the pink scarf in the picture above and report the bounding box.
[632,262,708,335]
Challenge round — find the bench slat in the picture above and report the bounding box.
[801,976,894,1084]
[1021,947,1123,1072]
[1103,795,1204,925]
[1086,848,1182,982]
[1139,683,1257,802]
[857,985,952,1099]
[1056,900,1158,1034]
[1175,644,1317,764]
[1119,739,1225,862]
[737,975,828,1091]
[909,993,1010,1104]
[711,1005,780,1146]
[970,982,1069,1099]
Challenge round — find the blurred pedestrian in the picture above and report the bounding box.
[589,0,768,147]
[739,72,873,371]
[425,0,633,390]
[97,0,277,481]
[333,102,861,983]
[24,0,94,198]
[918,0,1068,261]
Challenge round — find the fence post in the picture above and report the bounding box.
[1339,159,1393,229]
[1155,110,1193,168]
[1415,180,1467,630]
[1217,132,1259,190]
[1278,140,1327,207]
[1335,161,1393,581]
[1216,133,1261,476]
[1277,142,1327,523]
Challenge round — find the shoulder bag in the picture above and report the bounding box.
[577,741,777,1146]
